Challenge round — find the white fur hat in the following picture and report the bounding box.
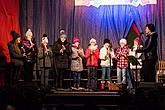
[90,38,96,44]
[25,29,32,37]
[119,38,127,45]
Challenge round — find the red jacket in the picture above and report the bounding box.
[85,47,99,67]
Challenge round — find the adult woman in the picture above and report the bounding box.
[136,24,158,82]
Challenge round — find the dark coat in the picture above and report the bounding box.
[137,32,158,61]
[8,42,24,66]
[22,38,38,63]
[52,39,71,69]
[38,47,52,68]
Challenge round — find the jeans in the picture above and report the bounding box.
[56,69,64,88]
[73,72,81,86]
[87,66,97,90]
[41,68,49,87]
[117,68,126,84]
[101,67,111,82]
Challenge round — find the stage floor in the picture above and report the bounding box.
[42,89,124,110]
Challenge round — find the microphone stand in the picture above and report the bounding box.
[108,48,112,82]
[43,47,46,88]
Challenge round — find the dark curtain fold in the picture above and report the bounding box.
[20,0,75,45]
[19,0,165,60]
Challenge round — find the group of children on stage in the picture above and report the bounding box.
[69,35,142,91]
[6,29,143,91]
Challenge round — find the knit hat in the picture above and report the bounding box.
[10,31,20,41]
[119,38,127,45]
[73,38,80,43]
[25,29,32,37]
[42,34,48,44]
[103,39,110,44]
[90,38,96,44]
[60,29,65,35]
[134,37,141,45]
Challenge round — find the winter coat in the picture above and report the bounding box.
[136,32,158,61]
[85,45,99,67]
[8,41,24,66]
[71,45,84,72]
[100,46,115,67]
[38,47,52,68]
[22,38,38,63]
[52,39,71,69]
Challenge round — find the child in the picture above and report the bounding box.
[85,38,99,91]
[129,37,143,82]
[71,38,85,89]
[38,34,52,88]
[115,38,129,84]
[99,39,115,90]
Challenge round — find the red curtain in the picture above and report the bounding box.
[0,0,20,62]
[127,22,140,47]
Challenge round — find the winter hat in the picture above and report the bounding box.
[10,31,20,41]
[25,29,32,37]
[134,37,141,45]
[103,38,110,44]
[119,38,127,45]
[73,38,80,43]
[60,29,65,35]
[90,38,96,44]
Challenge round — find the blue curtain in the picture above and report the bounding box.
[19,0,165,60]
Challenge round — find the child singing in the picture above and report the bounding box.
[115,38,129,85]
[99,39,115,90]
[85,38,99,91]
[71,38,85,90]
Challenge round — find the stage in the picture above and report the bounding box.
[1,83,165,110]
[41,83,165,110]
[43,89,123,110]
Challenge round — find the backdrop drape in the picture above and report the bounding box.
[0,0,20,62]
[19,0,165,60]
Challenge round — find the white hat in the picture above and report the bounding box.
[119,38,127,45]
[90,38,96,44]
[25,29,32,37]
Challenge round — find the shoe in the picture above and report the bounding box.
[107,81,111,89]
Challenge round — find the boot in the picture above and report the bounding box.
[107,81,111,89]
[71,83,76,90]
[101,81,105,90]
[77,84,80,90]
